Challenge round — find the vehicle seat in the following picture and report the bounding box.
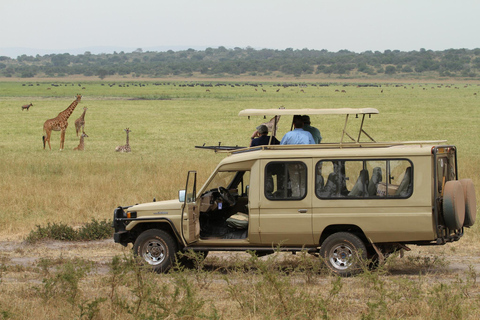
[226,212,249,229]
[348,169,370,197]
[319,172,342,197]
[316,174,325,195]
[368,167,383,196]
[395,167,412,197]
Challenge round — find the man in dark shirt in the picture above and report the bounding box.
[250,124,280,147]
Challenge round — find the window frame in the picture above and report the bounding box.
[315,158,414,200]
[264,161,308,201]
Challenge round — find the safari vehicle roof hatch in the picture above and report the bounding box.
[239,107,379,144]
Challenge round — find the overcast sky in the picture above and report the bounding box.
[1,0,479,57]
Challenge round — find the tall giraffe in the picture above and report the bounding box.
[42,94,82,150]
[74,106,88,137]
[115,128,131,152]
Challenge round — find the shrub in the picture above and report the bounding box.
[26,222,78,243]
[77,219,113,241]
[26,219,113,243]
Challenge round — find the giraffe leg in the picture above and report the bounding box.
[60,130,66,150]
[44,129,52,150]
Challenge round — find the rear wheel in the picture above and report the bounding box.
[133,229,177,273]
[319,232,367,277]
[443,180,466,230]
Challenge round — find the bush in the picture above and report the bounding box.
[77,219,113,241]
[26,219,113,243]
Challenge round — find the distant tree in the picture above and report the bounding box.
[97,69,108,79]
[20,70,36,77]
[51,53,71,67]
[385,65,396,74]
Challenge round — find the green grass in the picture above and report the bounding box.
[0,80,479,234]
[0,79,479,319]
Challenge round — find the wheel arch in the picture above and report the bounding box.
[319,224,371,248]
[129,220,183,247]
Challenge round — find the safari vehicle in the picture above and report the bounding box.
[113,108,476,276]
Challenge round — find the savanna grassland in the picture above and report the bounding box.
[0,79,479,319]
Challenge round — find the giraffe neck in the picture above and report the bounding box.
[58,98,80,120]
[79,109,87,120]
[126,132,129,145]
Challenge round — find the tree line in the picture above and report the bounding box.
[1,47,479,79]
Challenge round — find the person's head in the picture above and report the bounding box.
[256,124,269,135]
[301,115,311,125]
[293,115,304,129]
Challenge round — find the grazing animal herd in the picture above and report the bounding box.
[21,82,478,152]
[28,94,131,152]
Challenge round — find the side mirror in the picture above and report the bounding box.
[179,190,186,202]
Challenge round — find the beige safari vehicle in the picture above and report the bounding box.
[113,108,476,276]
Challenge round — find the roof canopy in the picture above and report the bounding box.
[238,108,379,117]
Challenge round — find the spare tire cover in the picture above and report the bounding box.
[459,179,477,227]
[443,180,465,230]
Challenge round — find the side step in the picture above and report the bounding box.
[183,246,318,254]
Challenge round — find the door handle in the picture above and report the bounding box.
[298,209,308,213]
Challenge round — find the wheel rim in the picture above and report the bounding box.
[328,243,354,271]
[141,239,166,266]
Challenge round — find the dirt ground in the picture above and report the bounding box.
[1,238,479,280]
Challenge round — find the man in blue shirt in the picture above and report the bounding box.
[301,115,322,143]
[280,116,315,145]
[250,125,280,147]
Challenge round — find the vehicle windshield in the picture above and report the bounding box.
[204,171,238,191]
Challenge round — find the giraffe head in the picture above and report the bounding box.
[124,128,131,134]
[81,132,89,138]
[76,94,82,102]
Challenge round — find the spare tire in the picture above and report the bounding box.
[459,179,477,227]
[443,180,465,230]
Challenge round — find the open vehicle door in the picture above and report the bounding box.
[181,170,200,244]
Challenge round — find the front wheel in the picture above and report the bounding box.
[133,229,177,273]
[319,232,367,277]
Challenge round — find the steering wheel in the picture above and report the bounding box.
[218,187,236,206]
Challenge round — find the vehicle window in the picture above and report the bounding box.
[316,159,413,199]
[204,171,239,191]
[436,156,456,195]
[265,162,307,200]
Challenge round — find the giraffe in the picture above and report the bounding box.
[115,128,131,152]
[73,132,88,151]
[22,103,33,111]
[42,94,82,150]
[74,107,88,137]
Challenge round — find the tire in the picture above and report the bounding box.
[133,229,177,273]
[459,179,476,227]
[319,232,367,277]
[443,180,466,230]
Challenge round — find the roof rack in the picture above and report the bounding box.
[239,107,379,144]
[226,140,448,154]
